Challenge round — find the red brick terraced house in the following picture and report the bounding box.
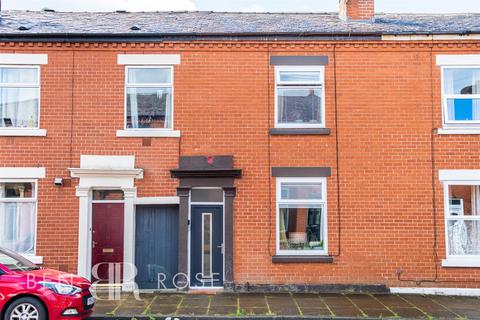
[1,0,480,295]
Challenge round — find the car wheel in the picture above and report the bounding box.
[4,297,47,320]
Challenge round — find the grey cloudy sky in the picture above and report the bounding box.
[3,0,480,13]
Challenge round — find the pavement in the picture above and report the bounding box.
[90,292,480,319]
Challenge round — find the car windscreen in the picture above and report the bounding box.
[0,248,40,271]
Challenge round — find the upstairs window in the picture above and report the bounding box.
[0,66,40,129]
[125,66,173,130]
[442,67,480,125]
[275,66,324,128]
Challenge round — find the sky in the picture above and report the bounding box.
[3,0,480,13]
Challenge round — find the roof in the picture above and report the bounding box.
[0,10,479,40]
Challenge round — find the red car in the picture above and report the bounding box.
[0,248,95,320]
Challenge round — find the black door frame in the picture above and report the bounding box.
[171,156,241,290]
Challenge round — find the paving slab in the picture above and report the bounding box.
[430,295,480,317]
[114,296,152,316]
[238,306,271,316]
[179,294,211,308]
[296,297,327,309]
[266,294,300,315]
[207,305,238,315]
[373,294,413,308]
[361,308,396,318]
[390,307,426,319]
[153,294,184,306]
[329,306,365,318]
[401,294,460,319]
[346,294,386,309]
[299,307,333,317]
[176,306,209,315]
[238,293,269,308]
[209,293,238,306]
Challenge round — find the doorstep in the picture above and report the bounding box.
[90,292,480,319]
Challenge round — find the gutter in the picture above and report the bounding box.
[1,30,479,43]
[0,31,383,42]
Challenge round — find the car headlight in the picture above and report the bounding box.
[38,281,82,295]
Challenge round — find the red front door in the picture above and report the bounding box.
[91,202,124,283]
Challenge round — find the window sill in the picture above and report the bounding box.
[116,129,181,138]
[272,255,333,263]
[21,255,44,265]
[269,128,331,135]
[437,128,480,135]
[0,129,47,137]
[442,259,480,268]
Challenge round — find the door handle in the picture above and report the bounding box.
[217,243,224,255]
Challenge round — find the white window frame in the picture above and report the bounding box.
[274,65,325,129]
[0,65,45,135]
[440,66,480,128]
[118,65,178,137]
[276,177,328,256]
[0,179,39,260]
[440,170,480,267]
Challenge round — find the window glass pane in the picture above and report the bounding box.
[93,190,124,201]
[446,99,480,121]
[279,71,321,83]
[0,68,38,84]
[128,68,171,84]
[281,183,322,200]
[444,68,480,95]
[447,220,480,256]
[448,185,480,217]
[202,214,212,277]
[191,189,223,203]
[0,88,39,128]
[278,88,322,125]
[126,87,172,129]
[0,183,35,199]
[0,202,36,254]
[279,205,323,251]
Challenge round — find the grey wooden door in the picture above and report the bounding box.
[135,205,178,289]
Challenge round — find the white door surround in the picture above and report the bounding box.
[69,155,143,286]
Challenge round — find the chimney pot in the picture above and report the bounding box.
[339,0,375,21]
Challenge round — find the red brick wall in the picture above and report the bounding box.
[1,40,480,288]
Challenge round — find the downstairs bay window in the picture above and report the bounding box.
[125,66,173,130]
[276,177,327,255]
[0,181,37,255]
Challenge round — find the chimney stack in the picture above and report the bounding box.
[339,0,375,21]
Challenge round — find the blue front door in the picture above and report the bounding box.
[190,205,224,287]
